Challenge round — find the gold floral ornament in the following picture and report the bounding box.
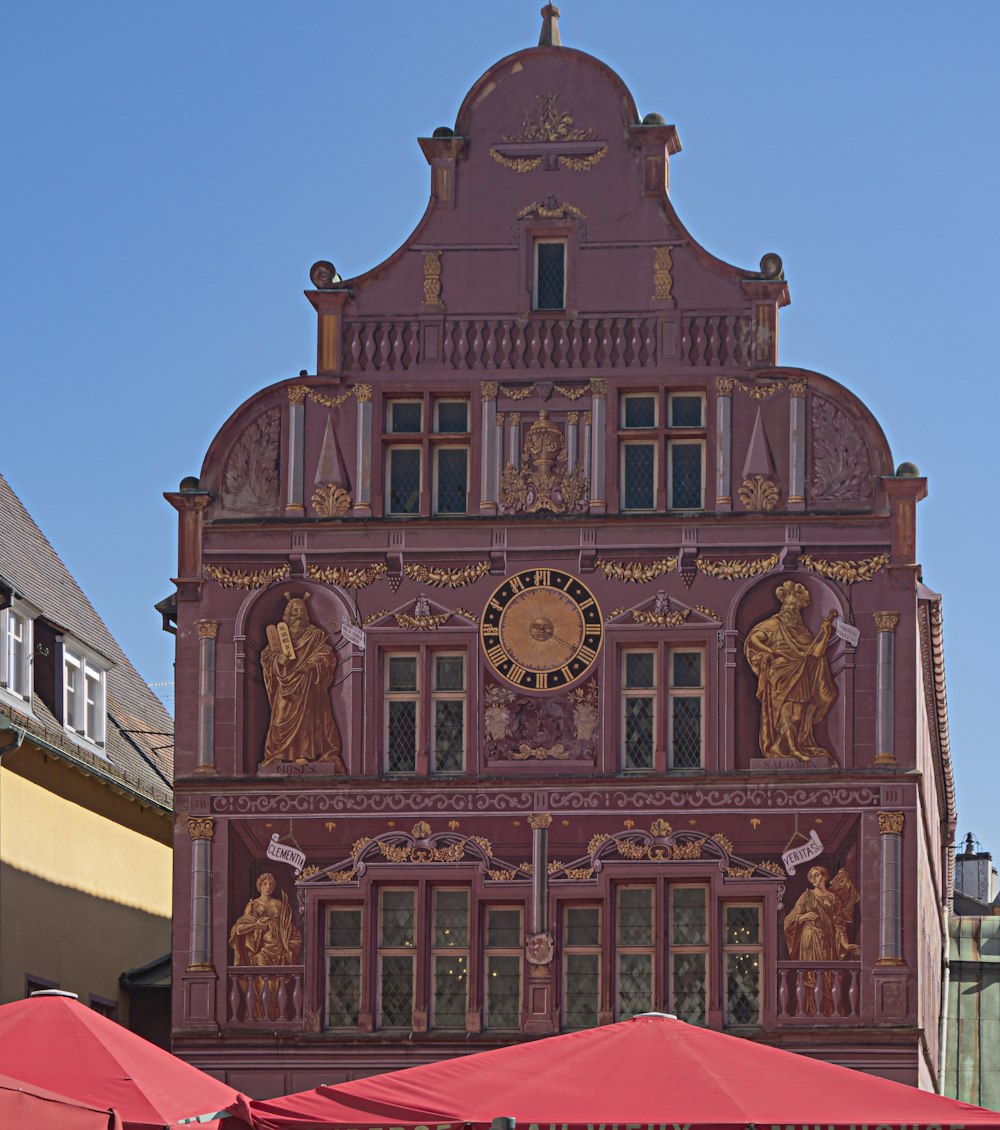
[499,411,588,514]
[558,147,607,171]
[695,552,780,580]
[631,607,691,628]
[595,557,677,582]
[394,594,451,631]
[205,563,291,590]
[653,246,673,301]
[402,561,490,588]
[422,251,442,305]
[305,384,370,410]
[508,94,598,143]
[738,476,780,512]
[490,151,543,174]
[801,553,890,583]
[311,484,352,518]
[515,197,585,222]
[307,562,386,589]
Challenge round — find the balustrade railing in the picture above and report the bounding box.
[776,961,861,1020]
[227,966,304,1026]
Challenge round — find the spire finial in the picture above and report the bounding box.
[539,4,562,46]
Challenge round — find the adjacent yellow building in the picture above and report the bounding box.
[0,472,173,1030]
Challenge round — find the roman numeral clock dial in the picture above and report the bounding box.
[480,569,604,690]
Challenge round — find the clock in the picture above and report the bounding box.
[481,569,603,690]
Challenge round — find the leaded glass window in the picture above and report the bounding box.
[434,447,468,514]
[669,650,703,769]
[534,240,566,310]
[669,393,704,428]
[723,904,762,1026]
[385,655,418,773]
[432,890,469,1029]
[432,653,465,772]
[623,650,655,770]
[326,907,362,1028]
[622,394,657,429]
[387,447,421,514]
[563,905,600,1028]
[435,400,468,434]
[617,886,654,1018]
[483,906,522,1030]
[668,441,703,510]
[622,442,656,510]
[389,400,422,433]
[378,890,416,1029]
[670,886,707,1025]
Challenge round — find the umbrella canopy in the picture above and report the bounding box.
[231,1014,1000,1130]
[0,1072,123,1130]
[0,994,239,1130]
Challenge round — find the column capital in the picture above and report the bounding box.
[353,382,373,403]
[480,381,499,401]
[874,611,900,633]
[715,376,736,396]
[287,384,308,406]
[187,816,215,841]
[528,813,554,830]
[589,378,608,397]
[789,377,808,398]
[878,811,905,836]
[195,619,220,640]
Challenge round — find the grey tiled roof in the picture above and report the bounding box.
[0,473,173,810]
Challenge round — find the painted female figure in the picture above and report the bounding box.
[228,872,302,967]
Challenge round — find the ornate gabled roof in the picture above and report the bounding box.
[0,473,173,811]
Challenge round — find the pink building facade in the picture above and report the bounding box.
[167,11,954,1099]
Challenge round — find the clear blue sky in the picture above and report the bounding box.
[3,3,997,843]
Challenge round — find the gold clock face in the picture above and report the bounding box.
[481,569,603,690]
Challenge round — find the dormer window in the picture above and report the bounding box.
[1,605,31,701]
[63,644,106,747]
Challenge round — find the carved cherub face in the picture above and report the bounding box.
[282,599,310,640]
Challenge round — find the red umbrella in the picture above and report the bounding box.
[0,994,238,1130]
[230,1013,1000,1130]
[0,1072,123,1130]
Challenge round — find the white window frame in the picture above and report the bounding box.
[620,392,658,430]
[667,649,705,769]
[62,641,107,748]
[433,398,469,435]
[387,398,423,434]
[667,392,706,429]
[532,239,567,311]
[1,604,32,703]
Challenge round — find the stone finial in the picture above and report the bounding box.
[539,3,562,46]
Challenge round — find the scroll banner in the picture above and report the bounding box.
[835,619,861,647]
[782,829,824,875]
[267,834,306,875]
[341,617,366,650]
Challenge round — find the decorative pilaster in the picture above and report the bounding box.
[566,411,579,470]
[509,413,522,469]
[715,377,733,510]
[589,379,607,513]
[876,810,905,966]
[354,383,373,515]
[187,817,215,971]
[285,386,307,513]
[874,612,900,766]
[525,812,555,1034]
[582,411,592,490]
[194,621,219,775]
[788,378,807,507]
[480,382,498,514]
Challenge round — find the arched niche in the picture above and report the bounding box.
[733,573,853,771]
[235,581,356,777]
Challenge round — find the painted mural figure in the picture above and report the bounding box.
[261,592,346,770]
[229,872,303,967]
[743,581,838,762]
[783,865,861,1015]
